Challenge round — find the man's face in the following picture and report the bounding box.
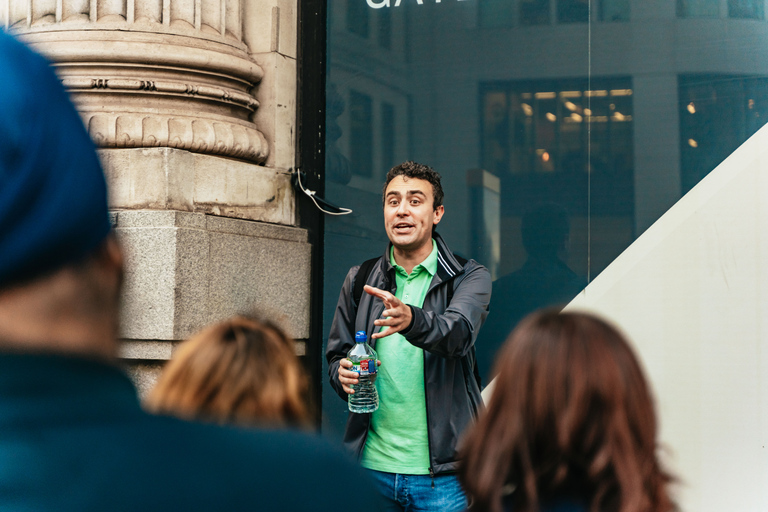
[383,176,444,253]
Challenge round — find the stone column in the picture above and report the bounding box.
[2,0,307,394]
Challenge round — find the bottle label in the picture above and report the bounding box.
[351,358,377,376]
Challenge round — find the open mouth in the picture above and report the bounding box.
[393,223,414,232]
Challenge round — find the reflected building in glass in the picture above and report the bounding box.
[322,0,768,431]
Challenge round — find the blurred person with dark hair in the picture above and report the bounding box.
[146,314,309,427]
[0,30,378,511]
[459,310,675,512]
[475,203,585,384]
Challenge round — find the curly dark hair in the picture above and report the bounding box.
[382,161,444,210]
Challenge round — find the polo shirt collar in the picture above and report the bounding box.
[389,239,438,277]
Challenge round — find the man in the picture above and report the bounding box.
[0,31,378,511]
[326,161,492,511]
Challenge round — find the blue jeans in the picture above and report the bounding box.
[368,469,467,512]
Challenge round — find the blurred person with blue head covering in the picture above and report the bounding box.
[0,31,381,512]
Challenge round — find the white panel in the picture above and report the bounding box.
[564,122,768,510]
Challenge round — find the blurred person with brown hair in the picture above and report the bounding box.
[459,309,675,512]
[146,314,309,427]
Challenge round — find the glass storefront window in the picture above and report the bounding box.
[321,0,768,455]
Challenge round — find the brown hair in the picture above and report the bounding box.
[459,310,675,512]
[382,161,444,210]
[145,314,309,428]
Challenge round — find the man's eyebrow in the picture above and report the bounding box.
[386,190,401,197]
[406,190,427,197]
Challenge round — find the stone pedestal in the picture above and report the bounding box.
[114,209,311,393]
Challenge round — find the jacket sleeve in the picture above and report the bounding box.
[326,266,359,401]
[403,262,491,359]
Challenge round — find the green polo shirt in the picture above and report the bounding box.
[360,240,437,474]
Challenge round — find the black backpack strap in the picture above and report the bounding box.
[352,257,380,309]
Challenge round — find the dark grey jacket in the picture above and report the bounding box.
[326,233,492,475]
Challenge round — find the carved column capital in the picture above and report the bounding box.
[6,0,269,164]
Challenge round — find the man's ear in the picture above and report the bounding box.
[433,205,445,225]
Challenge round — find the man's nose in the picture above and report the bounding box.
[396,202,409,215]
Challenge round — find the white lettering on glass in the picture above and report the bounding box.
[368,0,468,8]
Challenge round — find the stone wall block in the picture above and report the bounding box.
[207,229,311,339]
[115,210,310,343]
[118,223,179,340]
[101,147,293,224]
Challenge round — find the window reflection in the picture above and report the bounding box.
[558,0,590,23]
[482,79,634,216]
[349,91,373,178]
[600,0,630,22]
[728,0,764,19]
[677,0,720,17]
[479,0,515,28]
[680,75,768,193]
[520,0,550,25]
[346,0,369,37]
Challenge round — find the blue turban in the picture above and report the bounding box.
[0,31,110,288]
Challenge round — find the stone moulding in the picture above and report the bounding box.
[85,113,268,161]
[13,25,269,163]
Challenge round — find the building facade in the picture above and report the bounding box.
[6,0,768,508]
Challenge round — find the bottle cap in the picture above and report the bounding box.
[355,331,366,343]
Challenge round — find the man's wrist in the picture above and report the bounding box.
[401,305,416,335]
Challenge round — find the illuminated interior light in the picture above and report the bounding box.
[609,89,633,96]
[609,103,616,110]
[688,139,698,148]
[583,108,592,116]
[545,112,557,122]
[521,103,533,116]
[687,102,696,114]
[571,112,583,122]
[564,101,577,111]
[535,92,557,99]
[748,99,755,110]
[584,90,608,97]
[542,151,550,162]
[613,112,625,121]
[560,91,582,98]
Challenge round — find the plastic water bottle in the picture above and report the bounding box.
[347,330,379,413]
